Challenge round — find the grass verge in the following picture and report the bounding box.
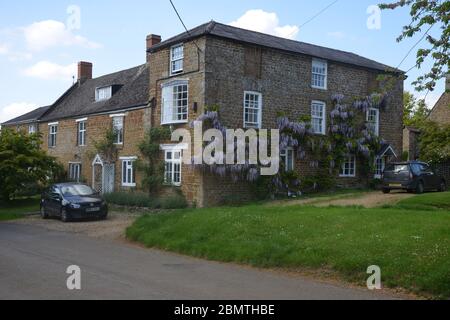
[0,197,40,221]
[127,192,450,298]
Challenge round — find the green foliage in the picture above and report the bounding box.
[104,192,159,208]
[103,191,188,209]
[91,128,118,162]
[0,128,64,201]
[418,121,450,164]
[403,91,430,127]
[127,197,450,298]
[138,127,171,194]
[300,171,336,194]
[402,151,410,161]
[160,194,188,209]
[380,0,450,92]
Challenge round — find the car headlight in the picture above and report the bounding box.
[70,203,81,209]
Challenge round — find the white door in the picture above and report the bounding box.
[102,164,115,194]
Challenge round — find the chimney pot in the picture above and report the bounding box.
[146,34,161,62]
[77,61,93,81]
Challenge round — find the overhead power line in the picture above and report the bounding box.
[299,0,340,29]
[169,0,203,52]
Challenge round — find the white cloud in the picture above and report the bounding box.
[23,61,77,81]
[0,43,9,54]
[23,20,101,52]
[230,10,299,40]
[0,102,37,124]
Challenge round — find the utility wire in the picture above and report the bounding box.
[395,23,434,71]
[169,0,203,52]
[288,0,339,38]
[299,0,340,29]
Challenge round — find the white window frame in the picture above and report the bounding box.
[69,162,82,182]
[48,123,58,148]
[28,124,36,134]
[162,146,182,186]
[161,81,189,125]
[77,120,87,146]
[374,157,385,179]
[243,91,263,129]
[340,155,356,178]
[170,44,184,75]
[95,86,112,102]
[311,101,327,135]
[112,116,124,145]
[311,59,328,90]
[367,108,380,136]
[120,156,137,187]
[280,148,295,172]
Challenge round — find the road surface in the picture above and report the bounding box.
[0,223,401,300]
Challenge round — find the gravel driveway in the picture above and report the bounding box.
[15,211,141,240]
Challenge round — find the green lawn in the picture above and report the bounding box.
[0,198,40,221]
[127,192,450,298]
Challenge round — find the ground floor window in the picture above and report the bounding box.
[69,163,81,182]
[121,157,136,187]
[374,157,385,179]
[164,148,182,186]
[340,156,356,177]
[280,148,295,172]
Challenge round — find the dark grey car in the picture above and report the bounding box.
[40,183,108,222]
[382,161,447,194]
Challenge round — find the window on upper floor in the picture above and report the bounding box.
[112,116,124,145]
[312,59,328,90]
[161,81,188,125]
[164,148,182,186]
[340,155,356,177]
[95,86,112,102]
[311,101,327,135]
[77,120,87,146]
[243,91,263,129]
[171,44,184,75]
[280,148,295,172]
[48,123,58,147]
[367,108,380,136]
[28,124,36,134]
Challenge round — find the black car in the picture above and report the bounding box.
[40,183,108,222]
[382,161,447,194]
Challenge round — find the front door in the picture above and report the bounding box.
[103,164,115,194]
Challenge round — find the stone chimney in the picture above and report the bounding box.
[146,34,161,62]
[77,61,93,81]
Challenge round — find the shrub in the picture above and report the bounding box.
[160,194,188,209]
[104,192,159,208]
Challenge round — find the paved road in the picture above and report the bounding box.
[0,223,399,300]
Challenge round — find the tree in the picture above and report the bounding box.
[418,121,450,163]
[380,0,450,92]
[403,91,430,127]
[0,128,64,201]
[137,127,171,194]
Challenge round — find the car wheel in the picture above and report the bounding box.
[438,180,447,192]
[382,188,391,194]
[61,208,71,223]
[415,182,425,194]
[40,205,49,219]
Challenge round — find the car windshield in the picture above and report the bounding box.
[60,185,96,197]
[385,164,410,173]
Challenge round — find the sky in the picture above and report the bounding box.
[0,0,446,124]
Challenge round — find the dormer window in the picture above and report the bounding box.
[95,86,112,102]
[170,44,184,75]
